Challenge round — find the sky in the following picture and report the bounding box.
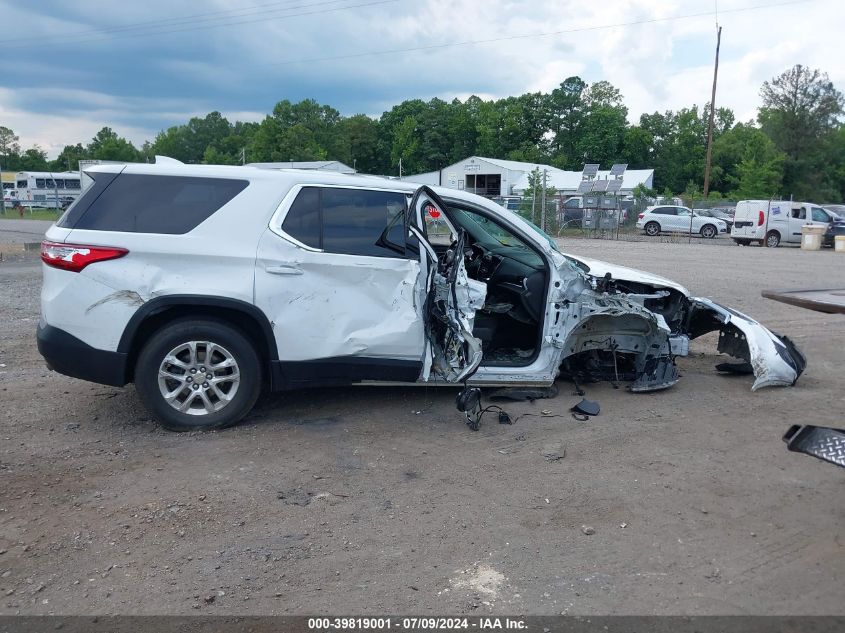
[2,0,843,158]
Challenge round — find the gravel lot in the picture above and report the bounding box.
[1,233,843,616]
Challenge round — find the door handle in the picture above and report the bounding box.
[266,264,303,275]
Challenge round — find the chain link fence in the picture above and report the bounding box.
[510,192,739,247]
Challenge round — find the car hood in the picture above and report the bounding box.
[561,253,690,296]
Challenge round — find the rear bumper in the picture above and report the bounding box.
[36,322,129,387]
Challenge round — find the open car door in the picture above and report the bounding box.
[407,186,487,383]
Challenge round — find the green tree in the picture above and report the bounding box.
[725,130,786,199]
[0,126,20,165]
[87,127,141,161]
[547,76,586,168]
[758,64,844,198]
[339,114,379,173]
[50,144,88,172]
[16,147,50,171]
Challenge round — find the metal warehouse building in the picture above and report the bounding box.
[402,156,653,198]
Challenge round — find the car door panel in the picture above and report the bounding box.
[407,186,487,383]
[255,186,426,366]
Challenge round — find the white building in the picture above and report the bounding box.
[402,156,653,198]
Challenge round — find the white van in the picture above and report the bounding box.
[731,200,836,247]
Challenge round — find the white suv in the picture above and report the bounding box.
[637,205,727,238]
[38,160,805,430]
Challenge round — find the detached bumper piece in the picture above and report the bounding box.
[783,425,845,469]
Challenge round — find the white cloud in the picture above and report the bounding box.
[4,0,844,156]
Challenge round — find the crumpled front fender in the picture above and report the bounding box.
[688,298,806,391]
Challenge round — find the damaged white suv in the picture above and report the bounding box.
[38,160,806,431]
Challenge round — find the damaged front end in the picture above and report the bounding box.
[686,298,806,390]
[553,259,806,393]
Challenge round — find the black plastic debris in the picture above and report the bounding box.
[715,362,755,375]
[571,398,600,421]
[489,385,559,402]
[455,387,482,413]
[783,424,845,469]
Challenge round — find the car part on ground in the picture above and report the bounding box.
[571,398,600,418]
[783,425,845,469]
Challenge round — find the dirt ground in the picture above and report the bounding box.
[1,233,843,616]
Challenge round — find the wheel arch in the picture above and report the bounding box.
[118,295,278,383]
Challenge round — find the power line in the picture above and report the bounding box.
[4,0,402,48]
[0,0,328,43]
[264,0,813,67]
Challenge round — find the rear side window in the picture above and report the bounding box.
[653,207,675,215]
[282,187,320,248]
[281,187,409,258]
[65,174,248,234]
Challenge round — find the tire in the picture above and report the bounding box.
[700,224,717,239]
[764,231,781,248]
[644,221,660,236]
[134,318,262,431]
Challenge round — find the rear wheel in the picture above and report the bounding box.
[700,224,717,239]
[135,318,262,431]
[644,221,660,236]
[765,231,781,248]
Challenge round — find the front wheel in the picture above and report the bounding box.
[644,221,660,236]
[135,318,262,431]
[700,224,717,239]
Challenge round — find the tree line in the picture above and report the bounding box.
[1,64,842,201]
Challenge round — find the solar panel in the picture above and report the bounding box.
[576,180,593,194]
[582,164,600,177]
[609,163,628,176]
[606,180,623,193]
[590,179,609,192]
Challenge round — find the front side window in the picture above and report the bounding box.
[281,187,409,258]
[653,207,675,215]
[811,207,830,222]
[16,180,26,188]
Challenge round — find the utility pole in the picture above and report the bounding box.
[531,170,537,224]
[0,161,5,215]
[398,158,403,179]
[540,169,548,231]
[241,147,246,165]
[702,25,722,198]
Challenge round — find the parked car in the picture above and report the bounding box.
[731,200,836,247]
[694,207,734,231]
[823,204,845,218]
[37,160,805,431]
[822,214,845,247]
[636,205,728,238]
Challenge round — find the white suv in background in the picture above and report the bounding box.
[636,205,728,238]
[38,160,804,431]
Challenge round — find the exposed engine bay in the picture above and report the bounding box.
[422,194,806,393]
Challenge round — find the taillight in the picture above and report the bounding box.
[638,213,644,220]
[41,241,128,272]
[758,211,765,226]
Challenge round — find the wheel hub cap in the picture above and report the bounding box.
[157,341,240,416]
